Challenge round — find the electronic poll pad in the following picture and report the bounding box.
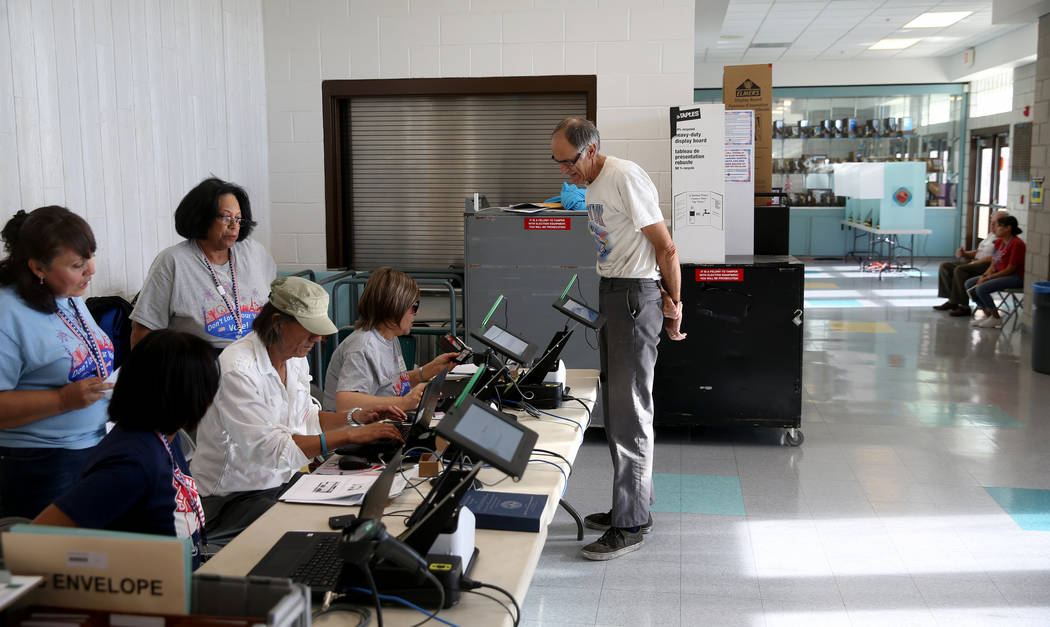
[552,274,606,330]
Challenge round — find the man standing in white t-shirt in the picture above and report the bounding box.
[550,117,686,560]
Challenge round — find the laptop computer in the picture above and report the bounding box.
[335,367,448,459]
[246,452,404,595]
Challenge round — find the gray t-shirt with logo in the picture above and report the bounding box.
[322,329,410,411]
[131,239,276,349]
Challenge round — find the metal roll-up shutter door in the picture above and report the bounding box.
[345,93,588,269]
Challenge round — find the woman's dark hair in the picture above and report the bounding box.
[109,330,219,434]
[997,215,1023,236]
[251,302,297,348]
[0,206,96,313]
[355,267,420,331]
[174,177,256,241]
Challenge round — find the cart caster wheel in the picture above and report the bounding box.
[781,428,804,447]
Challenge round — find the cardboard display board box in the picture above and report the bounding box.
[723,64,772,197]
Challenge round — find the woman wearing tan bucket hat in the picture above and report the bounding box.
[190,276,406,543]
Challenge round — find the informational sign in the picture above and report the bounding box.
[524,217,570,230]
[724,110,755,255]
[695,268,744,282]
[3,525,191,615]
[670,104,726,263]
[1032,177,1044,206]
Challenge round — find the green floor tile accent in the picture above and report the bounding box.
[652,473,745,516]
[985,487,1050,531]
[907,402,1021,428]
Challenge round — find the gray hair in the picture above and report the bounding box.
[552,117,600,152]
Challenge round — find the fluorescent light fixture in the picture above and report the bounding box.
[869,38,921,50]
[903,11,972,29]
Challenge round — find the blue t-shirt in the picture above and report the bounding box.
[0,286,113,449]
[54,426,204,570]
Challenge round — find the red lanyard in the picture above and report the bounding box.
[55,299,109,379]
[197,243,244,336]
[155,432,207,544]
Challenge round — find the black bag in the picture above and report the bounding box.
[85,295,135,370]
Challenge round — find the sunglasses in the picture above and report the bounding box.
[411,300,420,314]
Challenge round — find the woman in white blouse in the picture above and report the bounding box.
[190,276,405,542]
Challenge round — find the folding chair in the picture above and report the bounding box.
[992,287,1025,331]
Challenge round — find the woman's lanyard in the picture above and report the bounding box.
[197,243,244,336]
[54,299,110,379]
[155,432,207,546]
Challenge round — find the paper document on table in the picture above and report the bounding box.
[279,471,407,506]
[448,363,479,379]
[501,202,561,214]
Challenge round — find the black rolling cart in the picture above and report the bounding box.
[653,255,805,445]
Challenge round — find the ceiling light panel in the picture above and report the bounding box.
[903,11,973,28]
[868,38,920,50]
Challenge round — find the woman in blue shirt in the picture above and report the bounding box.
[0,207,114,518]
[34,330,218,569]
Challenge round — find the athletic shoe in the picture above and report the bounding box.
[580,527,644,561]
[933,301,955,311]
[978,316,1002,328]
[583,511,653,535]
[970,316,983,327]
[949,306,971,317]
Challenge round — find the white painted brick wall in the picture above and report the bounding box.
[1,0,269,299]
[264,0,696,268]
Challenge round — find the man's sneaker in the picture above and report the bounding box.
[580,527,644,561]
[583,511,653,535]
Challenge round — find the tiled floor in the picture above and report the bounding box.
[524,260,1050,626]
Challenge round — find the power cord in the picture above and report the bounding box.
[561,395,593,422]
[346,586,460,627]
[533,448,573,475]
[461,577,520,626]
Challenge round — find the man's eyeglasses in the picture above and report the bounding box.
[216,215,248,228]
[411,300,420,314]
[551,149,585,166]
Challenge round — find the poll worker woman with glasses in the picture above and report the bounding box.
[0,206,115,519]
[130,177,276,353]
[322,267,458,414]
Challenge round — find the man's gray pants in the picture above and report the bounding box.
[598,277,663,529]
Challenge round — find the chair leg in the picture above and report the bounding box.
[560,499,585,540]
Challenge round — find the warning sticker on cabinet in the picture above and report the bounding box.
[524,217,570,230]
[695,268,743,281]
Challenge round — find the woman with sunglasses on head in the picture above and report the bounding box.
[322,267,458,414]
[0,207,114,519]
[131,177,276,353]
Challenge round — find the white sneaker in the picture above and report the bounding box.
[978,316,1002,328]
[970,316,983,327]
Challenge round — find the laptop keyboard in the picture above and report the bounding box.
[288,535,344,589]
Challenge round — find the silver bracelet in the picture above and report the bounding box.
[346,408,363,426]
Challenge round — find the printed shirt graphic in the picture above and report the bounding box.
[0,288,111,448]
[582,156,665,279]
[993,237,1026,275]
[131,239,277,349]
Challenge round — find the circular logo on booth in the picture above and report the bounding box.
[893,187,912,206]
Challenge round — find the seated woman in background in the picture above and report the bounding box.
[965,215,1026,330]
[322,267,457,413]
[33,330,218,570]
[0,207,114,519]
[131,177,276,353]
[191,277,406,541]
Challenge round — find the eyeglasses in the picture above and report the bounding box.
[551,149,585,166]
[216,215,248,228]
[411,300,420,314]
